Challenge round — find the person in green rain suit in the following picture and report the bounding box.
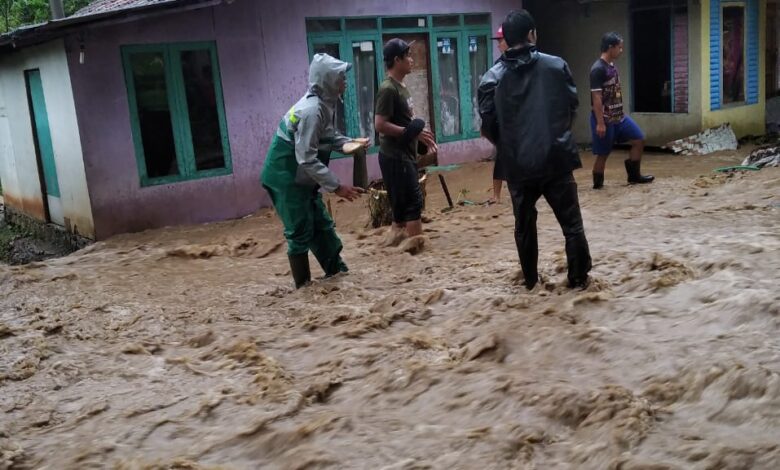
[261,53,366,289]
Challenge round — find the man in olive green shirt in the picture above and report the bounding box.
[374,38,437,244]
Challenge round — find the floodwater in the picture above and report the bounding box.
[1,150,778,469]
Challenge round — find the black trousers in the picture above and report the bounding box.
[508,172,592,287]
[378,153,423,223]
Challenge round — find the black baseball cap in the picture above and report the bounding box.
[383,38,414,63]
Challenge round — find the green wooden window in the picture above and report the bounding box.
[121,41,232,187]
[350,36,382,147]
[306,14,491,157]
[431,31,491,142]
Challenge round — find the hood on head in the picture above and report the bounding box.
[308,53,352,100]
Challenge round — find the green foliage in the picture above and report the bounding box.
[0,0,93,34]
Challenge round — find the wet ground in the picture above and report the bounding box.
[0,200,75,266]
[1,150,779,469]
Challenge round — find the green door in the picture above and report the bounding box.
[25,69,60,198]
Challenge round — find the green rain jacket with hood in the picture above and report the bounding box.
[262,53,353,192]
[261,54,353,263]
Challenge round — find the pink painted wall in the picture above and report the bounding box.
[67,0,516,239]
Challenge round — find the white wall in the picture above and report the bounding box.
[0,40,94,238]
[0,95,20,207]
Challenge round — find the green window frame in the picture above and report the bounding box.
[431,29,491,142]
[346,33,384,149]
[306,14,491,158]
[121,41,232,187]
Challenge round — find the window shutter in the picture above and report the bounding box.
[745,0,759,104]
[709,0,721,111]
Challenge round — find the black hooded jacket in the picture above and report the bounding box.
[478,45,581,183]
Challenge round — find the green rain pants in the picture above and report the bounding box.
[261,133,347,275]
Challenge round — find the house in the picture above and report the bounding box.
[767,0,780,131]
[524,0,770,146]
[0,0,520,240]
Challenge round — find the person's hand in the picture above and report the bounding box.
[353,137,370,149]
[402,118,426,143]
[419,129,438,154]
[596,122,606,139]
[334,185,364,201]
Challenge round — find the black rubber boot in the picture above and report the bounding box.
[321,257,348,278]
[312,244,349,278]
[624,159,655,184]
[288,254,311,289]
[592,172,604,189]
[568,276,589,289]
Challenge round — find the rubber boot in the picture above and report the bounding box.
[311,238,348,277]
[592,172,604,189]
[321,256,349,278]
[288,253,311,289]
[624,159,655,184]
[568,276,589,289]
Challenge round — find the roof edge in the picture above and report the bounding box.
[0,0,226,52]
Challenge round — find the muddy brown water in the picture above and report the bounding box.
[1,150,779,469]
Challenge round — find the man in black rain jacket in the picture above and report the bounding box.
[478,9,591,289]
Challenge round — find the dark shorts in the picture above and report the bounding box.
[378,153,423,223]
[590,114,644,157]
